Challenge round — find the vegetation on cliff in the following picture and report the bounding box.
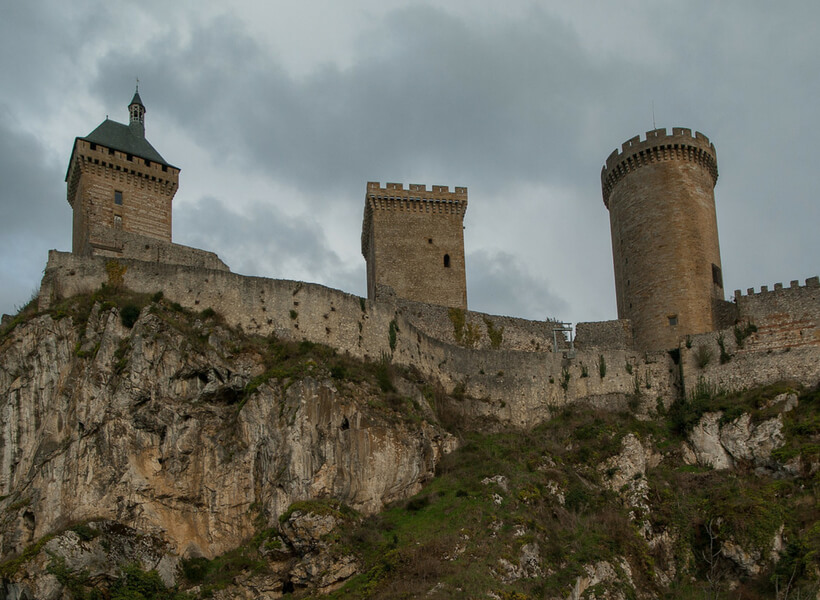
[0,294,818,599]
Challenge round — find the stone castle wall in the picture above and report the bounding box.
[732,277,820,351]
[575,319,634,350]
[362,182,468,309]
[82,225,229,271]
[38,252,679,429]
[378,285,561,352]
[37,253,819,428]
[681,278,820,393]
[601,128,723,351]
[67,138,178,253]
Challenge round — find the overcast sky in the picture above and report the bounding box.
[1,1,818,326]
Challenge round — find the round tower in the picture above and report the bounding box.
[601,127,723,351]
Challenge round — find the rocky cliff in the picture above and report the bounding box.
[0,290,455,598]
[0,289,818,600]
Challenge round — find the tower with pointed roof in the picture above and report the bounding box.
[65,88,179,257]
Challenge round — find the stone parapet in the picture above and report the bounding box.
[37,253,677,430]
[601,127,718,207]
[362,182,468,309]
[575,320,634,350]
[81,225,229,271]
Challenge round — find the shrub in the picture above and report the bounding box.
[598,354,607,378]
[388,319,398,351]
[717,332,731,364]
[695,344,712,369]
[733,322,757,348]
[483,317,504,349]
[405,495,430,512]
[120,304,141,328]
[561,368,571,391]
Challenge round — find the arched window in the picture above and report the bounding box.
[443,254,451,268]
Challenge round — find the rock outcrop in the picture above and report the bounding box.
[0,300,455,596]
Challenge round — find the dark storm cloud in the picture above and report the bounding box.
[466,249,568,321]
[90,6,628,196]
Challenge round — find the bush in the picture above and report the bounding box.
[388,319,398,351]
[694,344,712,369]
[717,332,731,364]
[405,495,430,512]
[120,304,141,328]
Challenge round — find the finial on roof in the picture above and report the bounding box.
[129,84,146,137]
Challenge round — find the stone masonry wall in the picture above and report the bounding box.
[362,182,468,309]
[38,252,678,430]
[84,225,229,271]
[67,139,178,253]
[680,278,820,394]
[575,320,634,350]
[732,277,820,351]
[601,128,723,351]
[386,288,561,352]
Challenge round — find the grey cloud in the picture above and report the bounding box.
[0,110,71,315]
[90,6,633,196]
[175,196,361,294]
[466,249,568,321]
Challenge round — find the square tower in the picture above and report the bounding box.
[65,89,179,257]
[362,182,468,309]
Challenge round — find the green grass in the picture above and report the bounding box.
[311,410,672,599]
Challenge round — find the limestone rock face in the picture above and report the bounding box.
[0,306,455,586]
[567,558,634,600]
[688,412,734,469]
[687,411,784,470]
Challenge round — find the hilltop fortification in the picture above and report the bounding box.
[362,182,468,309]
[601,127,724,351]
[65,90,228,271]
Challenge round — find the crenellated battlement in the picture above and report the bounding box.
[366,181,468,199]
[734,276,820,299]
[361,182,468,258]
[362,182,469,308]
[601,127,718,207]
[66,139,179,208]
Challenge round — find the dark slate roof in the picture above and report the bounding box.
[81,119,172,167]
[130,90,145,107]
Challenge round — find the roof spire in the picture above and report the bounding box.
[129,83,145,138]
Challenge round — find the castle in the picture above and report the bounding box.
[65,88,228,271]
[34,90,819,427]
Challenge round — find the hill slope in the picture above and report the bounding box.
[0,291,818,599]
